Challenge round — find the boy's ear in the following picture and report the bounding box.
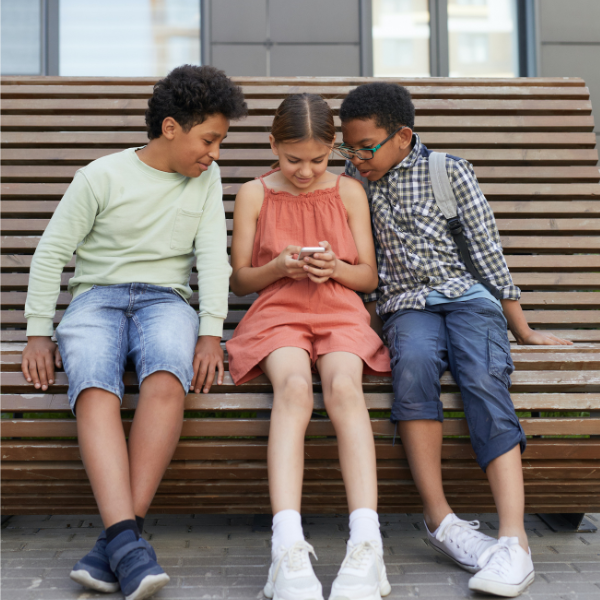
[398,127,413,150]
[162,117,178,140]
[269,134,279,156]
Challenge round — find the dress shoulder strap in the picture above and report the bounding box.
[256,168,280,192]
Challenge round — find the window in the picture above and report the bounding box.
[372,0,524,77]
[1,0,42,75]
[448,0,518,77]
[373,0,430,77]
[59,0,200,76]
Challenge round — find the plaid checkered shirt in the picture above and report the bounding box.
[345,134,520,317]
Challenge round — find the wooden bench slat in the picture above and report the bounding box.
[2,439,598,462]
[4,217,600,236]
[2,236,600,256]
[3,131,597,148]
[1,116,596,135]
[3,147,599,167]
[3,328,600,345]
[1,84,591,100]
[5,253,600,272]
[2,391,599,412]
[2,459,598,482]
[2,370,600,394]
[3,164,599,184]
[2,75,586,86]
[1,97,593,114]
[1,291,598,311]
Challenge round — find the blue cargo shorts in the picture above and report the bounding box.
[382,298,526,471]
[56,283,199,413]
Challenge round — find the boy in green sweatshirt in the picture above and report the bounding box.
[21,65,248,600]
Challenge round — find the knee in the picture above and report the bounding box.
[325,374,362,415]
[142,371,185,401]
[277,374,313,414]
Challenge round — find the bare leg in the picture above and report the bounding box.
[398,420,453,531]
[486,445,529,550]
[317,352,377,511]
[128,371,186,518]
[76,389,135,528]
[260,347,314,514]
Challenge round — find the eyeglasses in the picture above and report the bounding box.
[334,127,406,160]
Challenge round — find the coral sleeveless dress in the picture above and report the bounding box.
[227,170,391,385]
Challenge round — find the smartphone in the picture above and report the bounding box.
[297,246,325,261]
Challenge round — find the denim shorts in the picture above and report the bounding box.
[56,283,199,413]
[382,298,526,471]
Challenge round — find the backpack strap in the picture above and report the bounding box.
[429,152,503,301]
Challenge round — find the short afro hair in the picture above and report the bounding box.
[145,64,248,139]
[339,82,415,134]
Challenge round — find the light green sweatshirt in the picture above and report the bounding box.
[25,147,231,338]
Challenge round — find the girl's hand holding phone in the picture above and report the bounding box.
[275,245,309,280]
[303,241,337,284]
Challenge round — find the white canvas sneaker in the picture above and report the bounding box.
[263,540,324,600]
[468,536,535,597]
[328,541,391,600]
[426,513,497,573]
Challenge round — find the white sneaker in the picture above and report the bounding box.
[468,536,535,597]
[329,541,391,600]
[426,513,497,573]
[263,540,323,600]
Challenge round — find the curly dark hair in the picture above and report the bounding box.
[339,82,415,134]
[145,65,248,139]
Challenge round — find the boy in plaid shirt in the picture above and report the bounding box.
[339,83,571,598]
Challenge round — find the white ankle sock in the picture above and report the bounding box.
[349,508,382,546]
[272,509,304,552]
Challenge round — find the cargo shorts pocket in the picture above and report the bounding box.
[488,328,515,388]
[170,208,203,251]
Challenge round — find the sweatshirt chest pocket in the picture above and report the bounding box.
[170,208,203,251]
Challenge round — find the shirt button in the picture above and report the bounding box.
[421,276,430,284]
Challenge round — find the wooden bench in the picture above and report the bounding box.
[2,76,600,527]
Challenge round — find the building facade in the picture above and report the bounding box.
[2,0,599,150]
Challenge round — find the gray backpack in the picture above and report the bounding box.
[428,152,502,300]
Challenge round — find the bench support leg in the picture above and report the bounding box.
[537,513,597,533]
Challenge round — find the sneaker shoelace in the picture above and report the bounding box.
[340,541,381,577]
[273,541,318,581]
[436,519,490,560]
[476,541,514,576]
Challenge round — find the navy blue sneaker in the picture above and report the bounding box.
[106,530,169,600]
[70,530,157,593]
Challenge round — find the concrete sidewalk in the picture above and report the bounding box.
[2,513,599,600]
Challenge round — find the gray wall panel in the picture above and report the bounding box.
[211,0,267,43]
[212,44,267,76]
[538,0,600,165]
[540,44,600,123]
[539,0,600,43]
[270,44,360,76]
[270,0,359,43]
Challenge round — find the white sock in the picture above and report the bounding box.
[349,508,382,546]
[272,509,304,553]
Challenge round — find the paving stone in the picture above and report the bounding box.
[1,513,599,600]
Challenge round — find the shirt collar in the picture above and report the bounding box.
[391,133,422,171]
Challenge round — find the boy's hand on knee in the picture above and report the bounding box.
[191,336,224,393]
[22,336,62,391]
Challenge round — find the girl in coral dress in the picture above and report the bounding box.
[227,94,391,600]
